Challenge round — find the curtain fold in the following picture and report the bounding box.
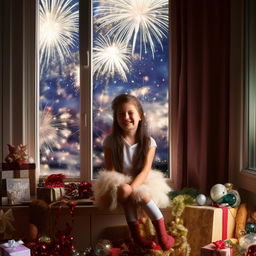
[171,0,230,193]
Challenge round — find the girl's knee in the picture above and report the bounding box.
[117,184,132,201]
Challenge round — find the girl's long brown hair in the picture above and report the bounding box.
[111,94,150,175]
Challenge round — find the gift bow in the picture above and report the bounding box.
[213,240,226,249]
[0,209,15,234]
[1,240,23,248]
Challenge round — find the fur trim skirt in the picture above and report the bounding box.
[93,170,172,210]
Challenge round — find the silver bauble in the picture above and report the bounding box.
[196,194,207,206]
[210,184,227,202]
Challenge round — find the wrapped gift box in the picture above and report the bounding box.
[201,243,232,256]
[1,163,36,196]
[182,205,237,256]
[37,187,65,203]
[0,241,30,256]
[1,178,30,205]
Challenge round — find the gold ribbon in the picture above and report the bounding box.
[0,209,15,234]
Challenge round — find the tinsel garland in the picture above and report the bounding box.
[166,194,196,256]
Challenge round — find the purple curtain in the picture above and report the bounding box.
[171,0,230,193]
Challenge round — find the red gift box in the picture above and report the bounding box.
[201,242,233,256]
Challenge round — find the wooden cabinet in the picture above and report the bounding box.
[2,205,171,251]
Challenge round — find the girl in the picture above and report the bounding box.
[93,94,174,251]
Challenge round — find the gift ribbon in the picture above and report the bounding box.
[219,206,228,240]
[1,240,23,248]
[212,240,231,256]
[0,209,15,234]
[213,204,228,240]
[213,240,226,249]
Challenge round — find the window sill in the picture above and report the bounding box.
[1,201,171,214]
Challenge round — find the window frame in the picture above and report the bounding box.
[229,0,256,193]
[1,0,172,185]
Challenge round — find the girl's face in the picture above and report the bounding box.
[116,102,142,134]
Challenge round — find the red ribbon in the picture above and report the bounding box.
[219,206,228,240]
[45,173,66,187]
[213,240,226,249]
[213,204,228,240]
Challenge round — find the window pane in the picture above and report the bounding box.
[38,0,80,177]
[247,0,256,170]
[92,0,169,178]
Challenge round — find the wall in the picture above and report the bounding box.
[0,0,37,164]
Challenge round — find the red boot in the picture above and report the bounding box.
[128,221,159,249]
[152,218,175,251]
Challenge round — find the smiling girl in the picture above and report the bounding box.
[93,94,174,251]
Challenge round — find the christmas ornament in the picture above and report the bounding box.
[217,193,236,206]
[239,233,256,250]
[210,184,227,202]
[72,249,80,256]
[224,182,234,191]
[94,239,112,256]
[79,181,92,199]
[38,235,51,244]
[216,189,241,207]
[196,194,206,206]
[247,244,256,256]
[227,189,241,207]
[246,223,256,234]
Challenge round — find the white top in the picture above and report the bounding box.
[103,135,157,175]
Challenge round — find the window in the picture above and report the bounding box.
[37,0,170,180]
[39,0,80,177]
[246,0,256,170]
[229,0,256,193]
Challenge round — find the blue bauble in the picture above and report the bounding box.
[222,193,236,205]
[216,189,241,207]
[246,222,256,233]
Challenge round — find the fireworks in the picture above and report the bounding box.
[39,106,71,154]
[39,0,79,69]
[94,0,169,58]
[93,35,131,81]
[37,0,169,177]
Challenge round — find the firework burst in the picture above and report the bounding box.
[39,106,72,155]
[94,0,168,58]
[93,35,131,81]
[39,0,79,69]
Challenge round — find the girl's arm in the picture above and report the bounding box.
[130,146,156,190]
[103,146,115,171]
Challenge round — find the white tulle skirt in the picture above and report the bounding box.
[93,170,172,210]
